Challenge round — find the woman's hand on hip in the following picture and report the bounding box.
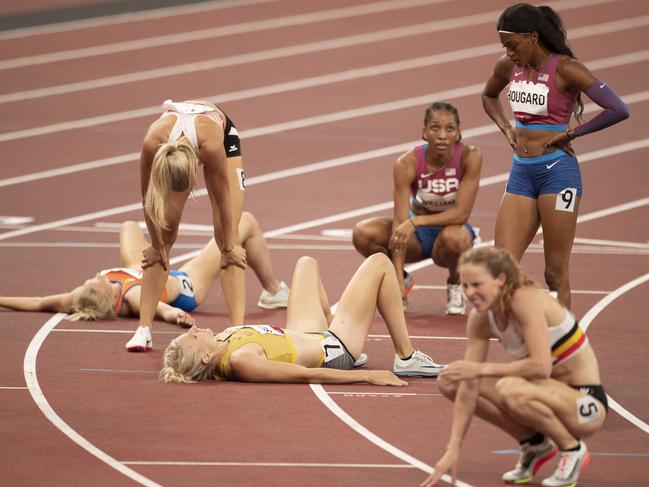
[544,131,575,156]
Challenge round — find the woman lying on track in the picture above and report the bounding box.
[0,215,289,351]
[421,247,606,487]
[136,98,248,351]
[162,253,445,384]
[353,102,482,315]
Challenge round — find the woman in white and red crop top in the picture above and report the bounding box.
[422,247,606,487]
[132,99,250,352]
[481,4,629,309]
[353,102,482,316]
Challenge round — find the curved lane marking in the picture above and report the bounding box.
[310,384,474,487]
[23,313,162,487]
[579,273,649,434]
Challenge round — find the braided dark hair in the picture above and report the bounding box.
[423,101,462,141]
[497,3,584,120]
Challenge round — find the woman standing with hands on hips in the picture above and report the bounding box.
[482,3,629,307]
[126,99,247,351]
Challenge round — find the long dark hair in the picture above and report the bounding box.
[497,3,584,121]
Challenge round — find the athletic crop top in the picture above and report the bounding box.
[507,53,576,131]
[487,307,588,367]
[411,142,463,212]
[99,268,168,316]
[159,99,225,150]
[216,325,297,375]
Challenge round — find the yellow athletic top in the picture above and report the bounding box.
[216,325,297,375]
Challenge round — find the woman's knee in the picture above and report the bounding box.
[437,374,459,399]
[296,255,318,270]
[544,264,568,289]
[437,226,472,255]
[352,219,389,255]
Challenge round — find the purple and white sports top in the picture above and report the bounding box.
[411,142,463,212]
[507,53,576,131]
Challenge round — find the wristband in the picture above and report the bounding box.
[409,217,416,228]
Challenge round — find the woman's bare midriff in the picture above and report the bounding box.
[515,127,565,157]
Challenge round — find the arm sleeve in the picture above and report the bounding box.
[573,81,630,138]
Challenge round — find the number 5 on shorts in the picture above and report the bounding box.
[555,188,577,212]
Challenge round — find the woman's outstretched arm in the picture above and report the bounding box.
[0,291,76,313]
[229,349,406,386]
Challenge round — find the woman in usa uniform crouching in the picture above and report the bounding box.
[421,247,607,487]
[353,102,482,316]
[482,3,629,309]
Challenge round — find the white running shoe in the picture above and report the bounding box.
[257,281,290,309]
[393,350,445,377]
[125,326,152,352]
[541,441,590,487]
[446,283,466,315]
[353,353,368,367]
[502,437,557,484]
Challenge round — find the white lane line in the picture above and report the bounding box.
[412,285,612,295]
[571,237,649,248]
[0,0,453,70]
[579,273,649,434]
[0,0,279,40]
[0,386,28,390]
[0,0,608,71]
[6,14,645,105]
[1,26,645,143]
[122,461,414,468]
[1,80,647,189]
[2,136,648,244]
[23,313,162,487]
[327,391,442,397]
[310,384,473,486]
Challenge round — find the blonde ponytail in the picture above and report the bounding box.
[69,286,116,321]
[161,337,221,383]
[144,139,197,231]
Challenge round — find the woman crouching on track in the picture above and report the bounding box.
[131,99,248,351]
[162,253,445,384]
[421,247,606,487]
[482,4,629,308]
[0,216,289,341]
[353,102,482,315]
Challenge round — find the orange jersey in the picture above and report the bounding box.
[100,268,167,316]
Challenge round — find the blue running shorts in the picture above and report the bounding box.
[168,270,199,312]
[506,150,582,199]
[409,210,478,258]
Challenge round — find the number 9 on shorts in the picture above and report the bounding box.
[555,187,577,212]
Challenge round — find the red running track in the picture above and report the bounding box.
[1,1,648,485]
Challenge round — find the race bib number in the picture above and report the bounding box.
[243,324,284,335]
[576,395,602,424]
[321,335,345,363]
[236,168,246,191]
[556,188,577,212]
[175,273,194,298]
